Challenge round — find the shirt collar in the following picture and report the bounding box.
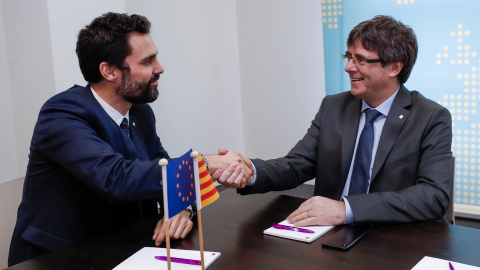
[361,86,400,117]
[90,87,129,126]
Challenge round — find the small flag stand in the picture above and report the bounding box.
[159,158,172,270]
[159,149,219,270]
[191,151,205,270]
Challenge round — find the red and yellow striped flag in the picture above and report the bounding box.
[197,153,219,209]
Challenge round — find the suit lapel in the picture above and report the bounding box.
[81,85,145,160]
[371,86,411,180]
[83,85,136,158]
[341,98,362,185]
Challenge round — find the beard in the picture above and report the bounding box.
[116,70,160,104]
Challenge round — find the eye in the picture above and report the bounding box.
[356,57,366,65]
[342,54,352,64]
[143,57,155,65]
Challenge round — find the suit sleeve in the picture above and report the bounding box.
[347,105,453,224]
[34,93,165,203]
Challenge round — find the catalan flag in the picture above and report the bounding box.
[161,150,219,220]
[196,153,219,209]
[163,149,196,220]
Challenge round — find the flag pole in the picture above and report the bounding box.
[159,159,171,270]
[197,210,205,270]
[164,221,171,270]
[191,151,205,270]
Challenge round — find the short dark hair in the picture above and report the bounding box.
[76,12,151,83]
[347,15,418,84]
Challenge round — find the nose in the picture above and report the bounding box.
[154,59,164,75]
[344,59,357,73]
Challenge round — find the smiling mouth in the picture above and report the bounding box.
[351,78,364,81]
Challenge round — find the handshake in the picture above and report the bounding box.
[204,147,255,188]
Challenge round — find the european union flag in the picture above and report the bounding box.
[165,149,196,219]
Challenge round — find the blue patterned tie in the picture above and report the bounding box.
[120,118,129,137]
[349,108,383,195]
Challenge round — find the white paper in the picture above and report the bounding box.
[263,220,334,243]
[113,247,221,270]
[412,256,480,270]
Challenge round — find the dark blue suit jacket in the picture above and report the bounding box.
[9,85,170,266]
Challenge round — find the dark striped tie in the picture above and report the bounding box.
[349,108,382,195]
[120,118,129,137]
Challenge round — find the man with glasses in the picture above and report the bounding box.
[221,15,453,226]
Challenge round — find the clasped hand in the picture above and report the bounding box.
[205,147,254,188]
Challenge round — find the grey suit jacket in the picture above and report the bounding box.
[239,85,453,225]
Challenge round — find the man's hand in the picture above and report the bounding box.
[205,148,254,188]
[152,210,193,246]
[286,196,346,226]
[217,147,254,176]
[215,163,247,188]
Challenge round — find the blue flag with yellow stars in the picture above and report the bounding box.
[165,149,196,219]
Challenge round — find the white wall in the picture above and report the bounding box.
[1,0,56,182]
[0,0,325,179]
[126,0,246,157]
[0,2,19,183]
[237,0,326,159]
[47,0,126,93]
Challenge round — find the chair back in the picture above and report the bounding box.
[447,156,455,224]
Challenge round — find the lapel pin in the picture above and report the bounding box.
[132,122,136,127]
[399,115,404,119]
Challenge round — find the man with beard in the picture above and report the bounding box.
[8,12,252,266]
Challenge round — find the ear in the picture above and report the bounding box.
[389,62,404,78]
[99,62,120,82]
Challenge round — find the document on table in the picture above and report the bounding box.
[113,247,221,270]
[263,220,333,243]
[412,256,480,270]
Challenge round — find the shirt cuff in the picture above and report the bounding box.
[186,205,196,220]
[246,160,257,186]
[342,197,355,224]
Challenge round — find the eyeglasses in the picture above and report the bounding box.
[342,54,383,66]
